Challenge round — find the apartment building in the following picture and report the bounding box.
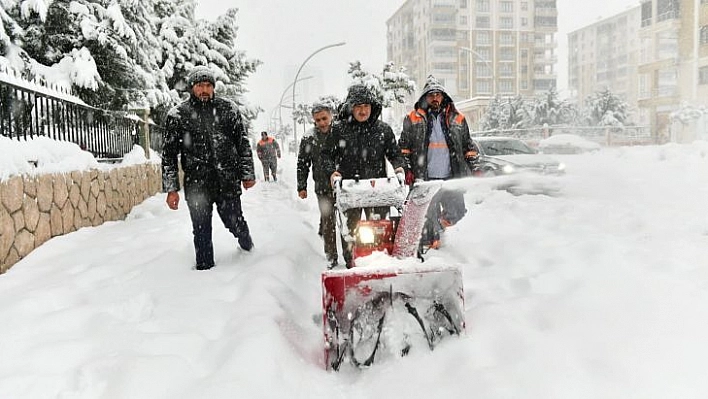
[638,0,708,141]
[386,0,558,127]
[567,7,641,114]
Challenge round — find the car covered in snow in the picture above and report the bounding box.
[538,133,602,154]
[472,136,566,176]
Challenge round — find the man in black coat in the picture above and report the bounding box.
[297,102,338,268]
[162,66,256,270]
[324,84,405,268]
[398,75,479,249]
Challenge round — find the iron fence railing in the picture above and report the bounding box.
[0,71,163,160]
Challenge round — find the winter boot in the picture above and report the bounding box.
[195,263,214,271]
[238,233,253,251]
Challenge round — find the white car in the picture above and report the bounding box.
[472,136,566,176]
[538,134,602,154]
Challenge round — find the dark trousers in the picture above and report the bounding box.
[186,188,250,267]
[317,193,338,261]
[341,206,389,264]
[261,158,278,180]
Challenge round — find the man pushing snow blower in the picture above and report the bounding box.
[323,83,406,269]
[320,84,467,371]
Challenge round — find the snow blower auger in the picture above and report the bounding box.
[322,178,465,371]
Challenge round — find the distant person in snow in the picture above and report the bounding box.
[297,102,339,268]
[323,84,405,268]
[398,75,479,250]
[162,65,256,271]
[256,131,281,182]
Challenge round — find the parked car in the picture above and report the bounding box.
[538,133,601,154]
[472,136,566,176]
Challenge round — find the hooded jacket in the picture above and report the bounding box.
[297,126,334,195]
[256,136,280,160]
[323,84,404,180]
[398,76,479,180]
[162,80,255,198]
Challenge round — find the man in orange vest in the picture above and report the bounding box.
[256,131,281,182]
[398,75,479,250]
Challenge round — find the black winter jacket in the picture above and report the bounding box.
[399,93,479,180]
[162,96,255,198]
[297,127,333,195]
[323,87,404,180]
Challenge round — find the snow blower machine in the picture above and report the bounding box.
[321,175,466,371]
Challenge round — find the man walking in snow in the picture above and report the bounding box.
[398,75,479,250]
[297,102,339,268]
[162,65,256,270]
[323,84,405,268]
[256,131,281,181]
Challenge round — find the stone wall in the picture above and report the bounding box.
[0,164,162,273]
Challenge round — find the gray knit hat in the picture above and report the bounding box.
[187,66,216,87]
[421,75,446,96]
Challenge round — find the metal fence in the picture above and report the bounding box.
[0,71,163,160]
[471,125,654,147]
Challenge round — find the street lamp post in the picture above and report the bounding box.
[278,75,313,136]
[459,46,495,98]
[291,42,346,144]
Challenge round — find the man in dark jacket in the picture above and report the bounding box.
[398,75,479,249]
[324,84,405,268]
[162,65,256,270]
[297,102,338,268]
[256,131,281,182]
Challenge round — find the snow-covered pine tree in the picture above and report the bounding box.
[501,95,530,129]
[346,60,415,108]
[582,87,629,127]
[2,0,260,125]
[479,95,504,131]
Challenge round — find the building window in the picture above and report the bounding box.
[460,0,468,7]
[433,46,456,57]
[521,17,528,27]
[701,26,708,45]
[476,0,490,12]
[500,1,513,12]
[433,62,456,72]
[657,0,680,22]
[500,32,513,45]
[699,66,708,84]
[500,17,513,29]
[476,16,490,28]
[476,31,491,45]
[641,1,653,27]
[460,15,468,25]
[521,1,528,11]
[500,47,515,61]
[476,62,492,77]
[499,63,514,77]
[499,80,513,93]
[476,47,491,60]
[476,80,491,94]
[433,13,456,24]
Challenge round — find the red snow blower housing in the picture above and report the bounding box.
[322,177,466,371]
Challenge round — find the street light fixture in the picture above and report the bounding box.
[291,41,346,144]
[459,46,495,98]
[278,75,313,135]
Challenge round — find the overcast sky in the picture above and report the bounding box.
[196,0,639,131]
